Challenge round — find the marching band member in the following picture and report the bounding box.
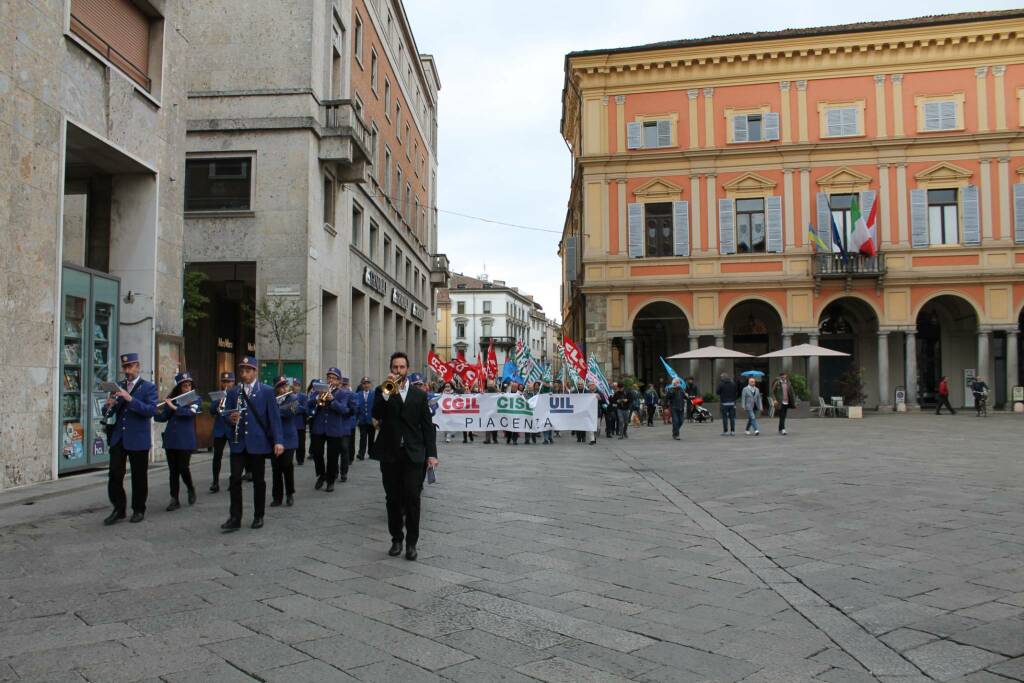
[371,352,438,561]
[155,371,200,511]
[342,376,357,465]
[101,352,158,525]
[291,377,308,466]
[308,368,356,492]
[354,376,375,461]
[271,376,298,507]
[209,371,235,493]
[221,356,284,532]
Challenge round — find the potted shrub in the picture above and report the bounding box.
[838,367,867,418]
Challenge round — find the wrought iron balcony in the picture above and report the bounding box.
[480,336,516,348]
[813,253,886,293]
[319,99,371,181]
[430,253,450,288]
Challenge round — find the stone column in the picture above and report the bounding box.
[781,332,793,373]
[978,328,991,387]
[623,336,635,377]
[689,334,699,378]
[877,331,890,410]
[714,334,725,381]
[905,331,917,408]
[1007,330,1019,405]
[808,332,820,402]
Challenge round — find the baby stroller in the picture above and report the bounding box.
[688,396,714,423]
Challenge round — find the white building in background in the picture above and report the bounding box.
[441,273,555,365]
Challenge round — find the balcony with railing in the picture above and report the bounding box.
[430,253,450,288]
[479,336,516,348]
[813,253,886,293]
[319,100,371,181]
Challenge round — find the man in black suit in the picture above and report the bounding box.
[370,351,438,561]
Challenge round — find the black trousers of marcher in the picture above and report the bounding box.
[166,449,194,499]
[646,406,655,426]
[108,443,148,513]
[295,428,306,464]
[671,408,685,438]
[605,410,617,437]
[357,423,374,458]
[380,457,427,546]
[212,436,227,483]
[229,451,266,520]
[936,395,955,414]
[777,403,790,431]
[270,449,295,502]
[347,433,356,464]
[310,433,327,478]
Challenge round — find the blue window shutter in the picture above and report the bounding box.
[672,200,689,257]
[961,184,980,245]
[765,195,783,253]
[763,112,780,141]
[1013,183,1024,244]
[628,203,643,258]
[657,119,672,147]
[910,189,929,248]
[718,198,736,254]
[626,123,642,150]
[732,116,748,143]
[815,192,832,250]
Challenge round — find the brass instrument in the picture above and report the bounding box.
[315,387,335,407]
[381,379,397,395]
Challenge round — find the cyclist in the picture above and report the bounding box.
[970,376,990,417]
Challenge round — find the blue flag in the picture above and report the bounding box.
[831,214,848,263]
[660,356,683,384]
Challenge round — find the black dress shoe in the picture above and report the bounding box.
[166,500,181,512]
[221,517,241,531]
[388,541,402,557]
[325,482,335,492]
[103,510,126,526]
[187,488,197,505]
[129,512,145,523]
[314,476,324,490]
[339,476,347,483]
[209,482,219,493]
[405,546,418,561]
[251,517,264,529]
[286,494,294,506]
[269,499,282,507]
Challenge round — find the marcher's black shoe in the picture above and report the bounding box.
[187,488,197,505]
[314,476,324,490]
[103,509,126,526]
[339,476,347,483]
[286,494,294,506]
[325,482,335,492]
[129,512,145,523]
[388,541,402,557]
[269,499,282,507]
[251,517,264,529]
[221,517,241,532]
[166,499,180,512]
[405,546,418,561]
[209,482,219,493]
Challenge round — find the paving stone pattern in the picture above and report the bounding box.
[0,414,1021,682]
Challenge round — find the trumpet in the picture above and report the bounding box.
[315,387,335,407]
[381,379,397,394]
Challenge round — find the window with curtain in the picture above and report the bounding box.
[736,198,766,253]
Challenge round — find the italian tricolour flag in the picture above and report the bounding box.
[849,194,878,256]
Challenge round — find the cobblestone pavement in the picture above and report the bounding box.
[0,413,1022,682]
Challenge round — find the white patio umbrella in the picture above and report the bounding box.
[667,345,755,360]
[758,343,850,358]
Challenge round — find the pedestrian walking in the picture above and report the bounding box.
[613,383,631,439]
[644,385,658,426]
[666,378,686,440]
[935,375,956,415]
[741,376,762,436]
[717,373,737,436]
[154,371,199,512]
[770,371,798,435]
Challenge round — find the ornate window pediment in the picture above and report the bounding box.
[632,178,683,202]
[722,172,776,198]
[816,167,872,192]
[914,162,972,189]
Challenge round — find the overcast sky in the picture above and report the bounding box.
[404,1,1013,323]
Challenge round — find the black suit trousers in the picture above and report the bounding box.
[357,423,374,458]
[380,457,427,546]
[108,443,148,513]
[229,451,266,520]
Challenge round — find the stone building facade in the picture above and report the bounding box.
[183,0,444,390]
[2,0,187,489]
[561,10,1024,409]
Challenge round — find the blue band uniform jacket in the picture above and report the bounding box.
[354,389,375,425]
[308,389,357,437]
[155,399,200,451]
[209,397,233,439]
[369,384,437,465]
[102,378,158,450]
[277,395,302,450]
[224,382,285,455]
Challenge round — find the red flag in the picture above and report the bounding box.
[486,339,498,380]
[475,354,486,391]
[428,352,454,383]
[563,336,588,380]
